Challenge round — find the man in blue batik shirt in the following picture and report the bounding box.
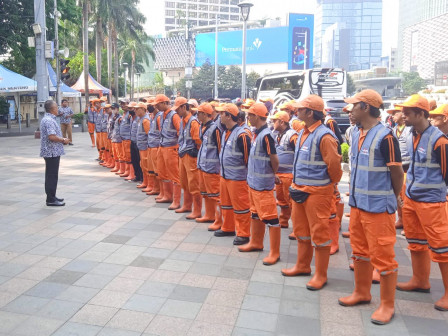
[40,100,70,206]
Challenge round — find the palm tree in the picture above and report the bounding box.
[82,0,90,105]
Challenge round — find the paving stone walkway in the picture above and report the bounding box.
[0,134,447,336]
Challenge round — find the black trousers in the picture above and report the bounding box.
[130,141,143,181]
[44,156,60,202]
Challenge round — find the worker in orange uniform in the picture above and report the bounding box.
[215,103,252,245]
[105,103,118,168]
[134,102,151,192]
[145,100,162,196]
[92,99,104,161]
[117,101,136,178]
[155,95,182,210]
[395,95,448,312]
[281,95,342,291]
[110,103,124,173]
[99,104,111,167]
[280,101,305,132]
[174,97,203,219]
[86,99,99,147]
[270,111,297,232]
[337,90,403,325]
[238,103,281,265]
[196,103,223,229]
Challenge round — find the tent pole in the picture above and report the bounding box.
[18,93,21,133]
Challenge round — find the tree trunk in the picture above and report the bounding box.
[107,22,112,94]
[113,28,119,102]
[96,16,102,83]
[83,0,90,105]
[130,58,134,100]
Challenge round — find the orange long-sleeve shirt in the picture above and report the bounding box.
[292,121,342,194]
[142,118,150,134]
[182,114,202,148]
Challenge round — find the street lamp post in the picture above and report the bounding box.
[238,2,253,100]
[136,73,141,99]
[214,15,220,99]
[122,63,128,98]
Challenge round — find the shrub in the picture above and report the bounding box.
[341,142,349,163]
[73,112,84,124]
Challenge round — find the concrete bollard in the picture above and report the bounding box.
[26,113,30,128]
[6,114,11,129]
[81,114,86,132]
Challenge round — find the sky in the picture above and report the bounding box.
[139,0,399,56]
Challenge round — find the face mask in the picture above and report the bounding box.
[129,111,135,116]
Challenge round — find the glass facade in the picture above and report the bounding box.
[315,0,383,71]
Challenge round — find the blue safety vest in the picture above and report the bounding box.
[293,123,336,187]
[147,112,162,148]
[393,125,412,165]
[107,114,114,139]
[111,114,122,143]
[136,114,150,151]
[100,112,109,133]
[247,127,275,191]
[349,123,397,214]
[94,109,103,133]
[130,116,139,142]
[119,111,132,140]
[276,128,297,174]
[406,125,446,203]
[220,125,248,181]
[178,115,198,157]
[87,107,96,123]
[198,120,220,174]
[160,110,178,147]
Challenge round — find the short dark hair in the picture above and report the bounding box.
[44,100,56,112]
[311,110,325,121]
[225,111,238,122]
[147,105,155,113]
[61,99,68,103]
[408,107,429,119]
[237,111,246,122]
[360,102,381,118]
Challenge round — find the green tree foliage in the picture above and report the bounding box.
[346,73,356,95]
[401,72,426,96]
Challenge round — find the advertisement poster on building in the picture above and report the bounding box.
[288,13,314,70]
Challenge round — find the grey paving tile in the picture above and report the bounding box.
[144,315,193,336]
[70,304,118,326]
[196,253,228,265]
[219,266,253,280]
[246,281,283,298]
[56,285,101,303]
[158,299,202,319]
[52,321,102,336]
[168,285,210,303]
[279,299,320,319]
[90,263,125,277]
[36,299,84,320]
[241,294,281,314]
[142,247,172,259]
[137,281,177,297]
[106,309,154,333]
[73,273,114,289]
[361,310,408,336]
[13,316,65,336]
[44,269,86,285]
[187,320,234,336]
[0,311,29,334]
[62,260,99,273]
[402,315,448,336]
[122,294,166,314]
[97,327,141,336]
[188,262,222,276]
[276,315,320,336]
[235,310,278,332]
[130,256,164,269]
[4,295,51,314]
[232,327,274,336]
[101,235,132,244]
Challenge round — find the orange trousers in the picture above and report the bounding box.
[139,149,150,174]
[112,142,124,161]
[291,192,332,247]
[275,173,292,208]
[147,147,159,176]
[179,154,200,195]
[349,207,398,275]
[403,195,448,263]
[157,147,179,183]
[249,188,279,224]
[98,132,107,149]
[88,122,95,134]
[199,170,220,200]
[220,177,250,237]
[121,140,132,163]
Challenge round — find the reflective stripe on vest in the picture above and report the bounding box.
[219,126,248,181]
[147,112,162,148]
[393,125,412,165]
[293,124,335,186]
[276,128,297,174]
[130,116,140,142]
[111,114,122,143]
[178,115,198,157]
[119,112,132,140]
[136,115,150,151]
[107,115,114,139]
[197,121,220,174]
[406,125,446,203]
[94,109,104,132]
[160,110,178,147]
[349,123,397,214]
[247,127,275,191]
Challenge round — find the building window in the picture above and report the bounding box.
[165,1,175,8]
[165,18,175,24]
[165,10,175,16]
[230,15,239,20]
[230,0,239,4]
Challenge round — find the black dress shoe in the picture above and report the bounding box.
[95,158,100,161]
[214,229,236,237]
[68,143,74,146]
[46,200,65,206]
[233,236,249,245]
[56,197,64,202]
[128,178,140,182]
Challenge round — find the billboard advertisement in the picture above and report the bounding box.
[195,26,288,67]
[288,13,314,70]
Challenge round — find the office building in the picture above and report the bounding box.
[315,0,383,71]
[164,0,242,32]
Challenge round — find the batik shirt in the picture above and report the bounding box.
[40,113,65,158]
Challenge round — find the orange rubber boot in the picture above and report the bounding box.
[329,217,340,255]
[142,174,154,193]
[196,197,215,223]
[125,165,136,181]
[186,194,203,220]
[156,181,173,203]
[306,246,331,291]
[100,151,108,166]
[238,219,265,252]
[337,201,344,225]
[338,260,373,306]
[281,240,313,276]
[137,174,148,188]
[148,177,160,195]
[155,181,165,201]
[279,207,291,228]
[371,272,397,325]
[262,226,281,265]
[111,161,120,172]
[396,250,431,293]
[120,163,130,177]
[435,262,448,311]
[208,202,222,231]
[168,183,181,210]
[106,155,115,168]
[116,162,126,175]
[175,190,192,213]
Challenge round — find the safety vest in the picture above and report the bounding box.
[276,128,297,174]
[160,110,178,147]
[94,109,104,132]
[393,125,412,166]
[87,107,96,123]
[349,123,397,214]
[220,126,248,181]
[247,127,275,191]
[130,116,139,142]
[178,115,198,158]
[239,122,252,137]
[147,112,162,148]
[293,123,335,187]
[197,120,220,174]
[406,125,446,203]
[107,114,114,139]
[136,115,150,151]
[111,114,122,143]
[119,111,132,140]
[100,112,108,133]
